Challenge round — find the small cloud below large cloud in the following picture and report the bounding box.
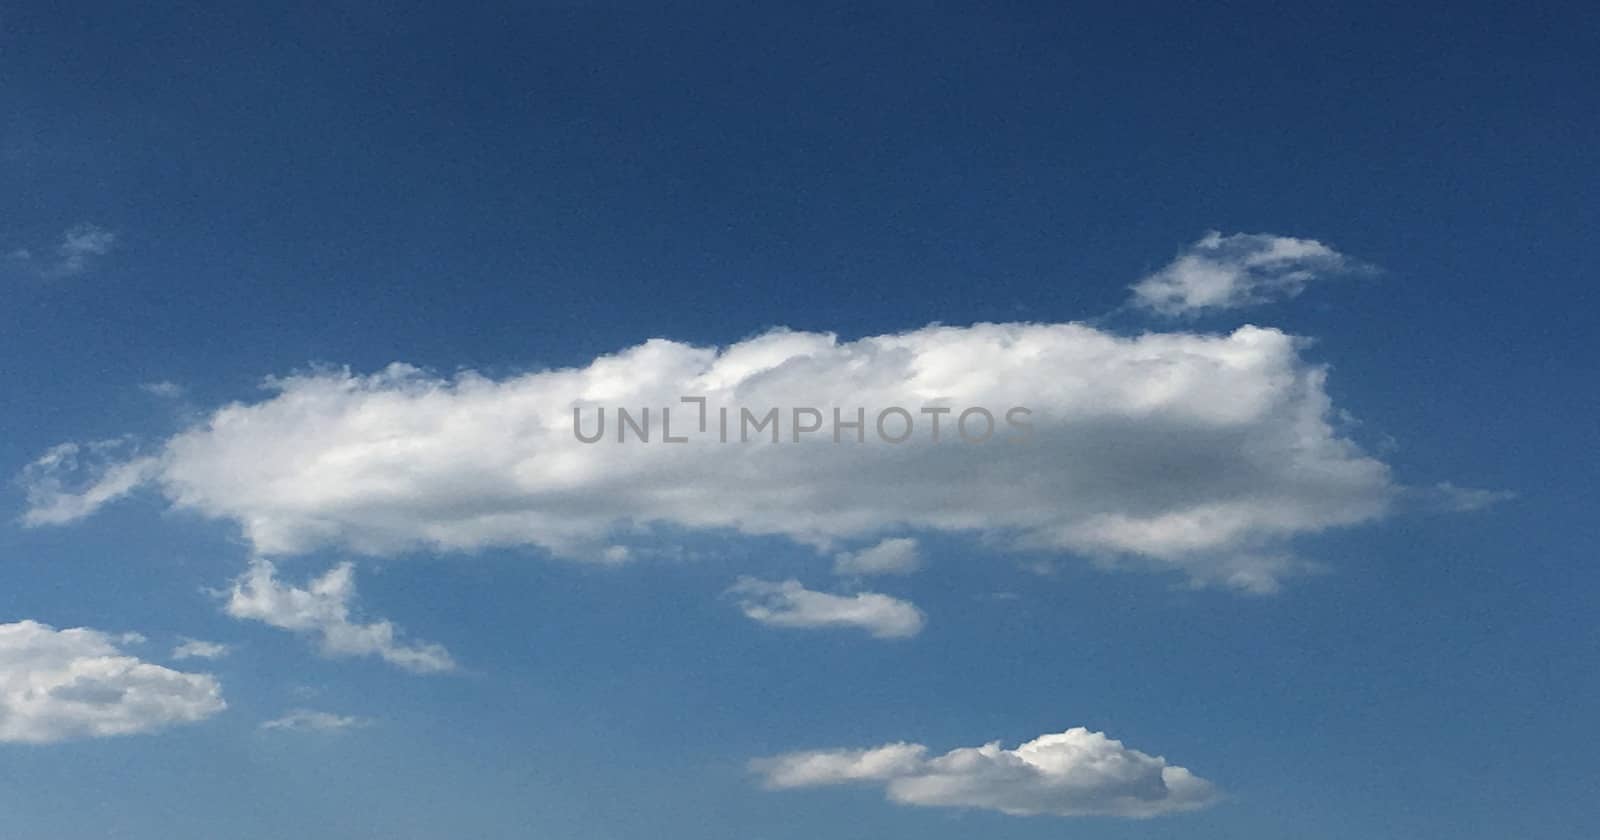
[753,727,1219,818]
[833,537,922,576]
[728,578,925,639]
[223,560,455,674]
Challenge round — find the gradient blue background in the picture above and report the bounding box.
[2,2,1597,838]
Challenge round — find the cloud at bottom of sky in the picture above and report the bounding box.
[753,727,1219,818]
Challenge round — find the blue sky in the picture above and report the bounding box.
[2,2,1597,838]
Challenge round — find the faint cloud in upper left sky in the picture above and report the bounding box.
[6,223,118,279]
[17,439,159,526]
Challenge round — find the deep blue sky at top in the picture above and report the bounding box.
[1,3,1598,839]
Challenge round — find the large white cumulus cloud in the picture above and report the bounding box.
[0,620,225,743]
[753,727,1219,818]
[22,321,1394,591]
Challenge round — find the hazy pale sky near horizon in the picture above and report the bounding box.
[3,2,1597,838]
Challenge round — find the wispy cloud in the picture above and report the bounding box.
[140,381,186,399]
[224,559,455,674]
[833,537,922,576]
[6,223,118,279]
[17,440,160,527]
[1129,231,1360,315]
[1413,482,1517,512]
[259,709,371,733]
[171,638,231,661]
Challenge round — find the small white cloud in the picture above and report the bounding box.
[1130,231,1358,315]
[17,440,160,526]
[753,727,1219,819]
[0,620,225,744]
[259,708,371,732]
[1415,482,1516,512]
[6,223,117,278]
[171,638,230,661]
[728,578,925,639]
[56,224,117,275]
[224,559,455,674]
[833,537,922,576]
[140,381,186,399]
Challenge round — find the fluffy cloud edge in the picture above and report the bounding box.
[18,302,1498,592]
[0,620,226,744]
[753,727,1219,818]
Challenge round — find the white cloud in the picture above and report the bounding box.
[833,537,922,576]
[224,560,454,673]
[1130,231,1358,315]
[1416,481,1516,512]
[140,381,186,399]
[171,638,230,661]
[18,441,160,527]
[729,578,926,639]
[5,223,117,278]
[754,727,1218,819]
[259,708,370,732]
[21,319,1411,592]
[0,620,225,744]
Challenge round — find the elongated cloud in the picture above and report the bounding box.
[833,537,922,576]
[729,578,925,639]
[0,620,225,743]
[754,727,1218,818]
[171,638,230,661]
[224,560,454,673]
[1130,232,1358,315]
[22,320,1404,591]
[18,441,159,527]
[259,708,370,732]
